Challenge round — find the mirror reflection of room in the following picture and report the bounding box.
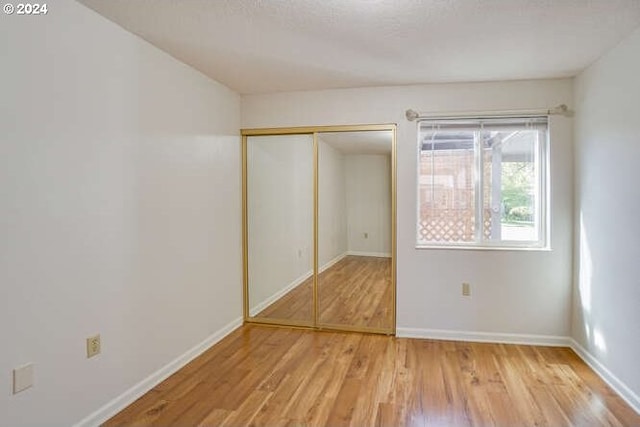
[246,129,394,332]
[247,134,314,323]
[317,131,392,330]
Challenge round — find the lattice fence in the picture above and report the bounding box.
[418,208,492,242]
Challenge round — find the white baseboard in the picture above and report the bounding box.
[249,271,312,316]
[319,252,347,273]
[249,253,348,316]
[347,251,392,258]
[569,339,640,415]
[73,316,243,427]
[396,327,570,347]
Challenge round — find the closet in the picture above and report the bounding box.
[242,125,396,334]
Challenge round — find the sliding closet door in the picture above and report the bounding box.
[316,130,395,333]
[245,134,314,326]
[243,125,396,334]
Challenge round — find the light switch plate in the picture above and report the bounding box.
[13,363,34,394]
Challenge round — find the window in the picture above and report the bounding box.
[416,117,548,249]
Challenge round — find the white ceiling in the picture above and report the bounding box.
[319,131,393,155]
[77,0,640,95]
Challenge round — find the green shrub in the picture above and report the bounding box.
[508,206,533,221]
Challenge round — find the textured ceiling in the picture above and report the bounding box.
[77,0,640,94]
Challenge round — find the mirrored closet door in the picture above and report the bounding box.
[242,125,396,334]
[317,131,394,332]
[245,134,314,326]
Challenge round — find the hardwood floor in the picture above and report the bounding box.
[256,255,393,329]
[318,256,391,329]
[104,325,640,426]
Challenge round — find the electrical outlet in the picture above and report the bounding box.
[86,334,101,358]
[462,282,471,297]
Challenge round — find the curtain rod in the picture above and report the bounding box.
[405,104,572,121]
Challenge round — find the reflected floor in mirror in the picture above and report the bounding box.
[256,255,392,329]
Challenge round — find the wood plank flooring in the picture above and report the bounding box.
[256,255,392,329]
[104,325,640,426]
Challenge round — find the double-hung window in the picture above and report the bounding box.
[416,117,548,249]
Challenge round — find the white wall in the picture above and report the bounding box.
[319,141,392,264]
[247,135,314,312]
[242,78,574,339]
[573,27,640,407]
[0,1,241,426]
[345,154,392,257]
[318,139,348,267]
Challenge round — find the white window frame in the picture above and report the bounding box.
[415,117,550,251]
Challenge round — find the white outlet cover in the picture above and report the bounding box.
[13,363,34,394]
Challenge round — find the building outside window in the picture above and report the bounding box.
[416,117,549,249]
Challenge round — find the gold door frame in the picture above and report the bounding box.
[241,124,397,335]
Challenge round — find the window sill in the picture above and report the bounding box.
[415,244,551,252]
